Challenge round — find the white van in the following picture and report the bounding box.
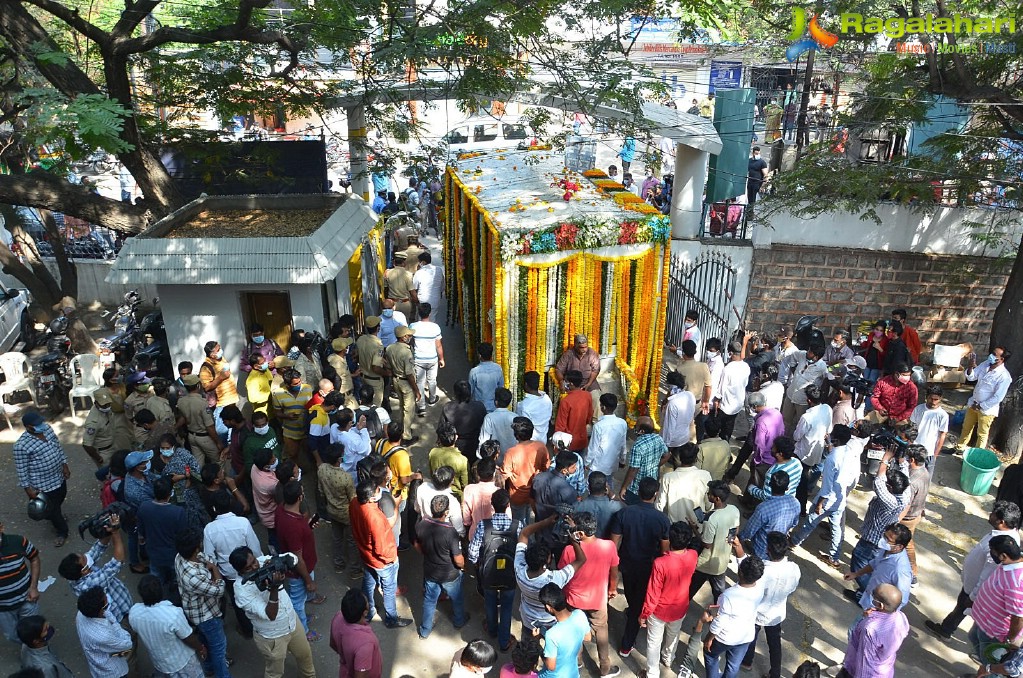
[442,116,536,152]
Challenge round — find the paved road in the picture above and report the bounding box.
[0,238,989,676]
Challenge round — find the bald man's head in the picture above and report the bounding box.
[636,416,655,434]
[872,583,902,611]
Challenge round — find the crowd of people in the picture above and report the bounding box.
[3,277,1019,678]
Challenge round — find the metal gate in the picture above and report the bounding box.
[664,251,739,355]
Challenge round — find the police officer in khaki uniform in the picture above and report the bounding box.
[123,371,176,426]
[385,251,416,318]
[82,389,118,466]
[384,325,420,443]
[355,316,388,409]
[176,373,223,466]
[327,337,358,409]
[403,237,426,275]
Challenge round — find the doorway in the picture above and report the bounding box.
[242,292,293,351]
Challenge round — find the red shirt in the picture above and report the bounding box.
[869,375,918,422]
[559,538,619,611]
[274,506,317,577]
[902,325,923,364]
[502,441,549,507]
[306,391,326,410]
[554,389,592,451]
[330,612,383,678]
[349,498,397,569]
[640,549,699,622]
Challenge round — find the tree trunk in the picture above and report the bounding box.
[0,173,151,233]
[989,239,1023,460]
[59,297,98,355]
[0,241,62,320]
[39,210,78,300]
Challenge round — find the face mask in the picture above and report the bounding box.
[295,469,303,483]
[289,383,302,393]
[84,553,95,572]
[684,321,694,329]
[268,459,279,472]
[97,405,111,414]
[707,350,719,358]
[143,461,152,473]
[989,354,998,365]
[257,362,269,372]
[135,385,149,394]
[897,374,912,384]
[42,625,55,644]
[873,330,883,338]
[213,350,223,360]
[382,309,394,318]
[160,447,174,458]
[252,335,265,345]
[831,341,841,349]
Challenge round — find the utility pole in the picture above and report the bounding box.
[795,0,824,158]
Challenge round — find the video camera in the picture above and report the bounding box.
[77,502,131,540]
[550,504,577,545]
[869,429,909,460]
[241,552,297,592]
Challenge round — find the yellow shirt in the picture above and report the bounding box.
[309,404,331,438]
[246,369,274,414]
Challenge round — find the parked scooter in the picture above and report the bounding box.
[99,290,143,366]
[34,316,74,415]
[125,309,172,380]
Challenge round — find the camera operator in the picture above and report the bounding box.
[229,546,315,678]
[58,513,135,624]
[848,448,910,595]
[513,513,586,635]
[868,363,917,425]
[532,451,581,523]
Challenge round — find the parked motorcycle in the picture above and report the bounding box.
[99,290,143,366]
[34,316,74,415]
[73,149,114,175]
[99,291,171,378]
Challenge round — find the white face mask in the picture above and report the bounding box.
[268,459,279,472]
[213,350,223,360]
[295,469,302,483]
[684,321,695,329]
[254,424,270,435]
[97,405,111,414]
[831,340,841,349]
[706,350,719,358]
[160,448,174,458]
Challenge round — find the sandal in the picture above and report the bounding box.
[53,536,66,548]
[307,594,327,605]
[306,630,321,642]
[130,564,148,574]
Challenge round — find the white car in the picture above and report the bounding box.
[0,281,33,353]
[442,116,537,153]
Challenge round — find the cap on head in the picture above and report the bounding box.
[125,449,154,469]
[181,374,201,386]
[22,411,44,428]
[845,356,867,370]
[93,389,113,406]
[364,316,381,329]
[395,325,414,339]
[331,337,354,351]
[394,250,407,261]
[126,371,151,386]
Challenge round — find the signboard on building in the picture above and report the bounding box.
[710,60,743,91]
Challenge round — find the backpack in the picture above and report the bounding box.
[360,407,384,442]
[357,443,405,483]
[476,518,518,593]
[198,363,219,408]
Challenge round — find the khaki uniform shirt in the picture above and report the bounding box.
[384,342,415,381]
[677,358,713,405]
[403,245,425,273]
[385,267,414,301]
[177,392,214,434]
[392,226,416,253]
[355,334,385,380]
[124,391,175,425]
[82,407,116,451]
[327,353,354,393]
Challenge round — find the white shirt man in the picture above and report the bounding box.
[412,259,445,307]
[128,600,202,677]
[793,402,833,467]
[758,379,785,412]
[910,400,949,460]
[415,482,465,537]
[203,511,263,579]
[707,350,725,401]
[750,551,800,630]
[782,351,828,405]
[661,389,696,448]
[966,358,1013,416]
[586,410,628,477]
[516,391,553,443]
[478,408,518,456]
[717,358,751,417]
[656,462,711,524]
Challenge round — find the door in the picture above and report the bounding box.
[243,292,293,352]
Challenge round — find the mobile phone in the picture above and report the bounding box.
[693,507,705,522]
[706,604,720,618]
[309,513,320,528]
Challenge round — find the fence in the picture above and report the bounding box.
[699,201,752,240]
[665,251,739,355]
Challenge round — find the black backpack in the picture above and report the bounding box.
[476,518,518,593]
[356,443,405,483]
[359,407,384,442]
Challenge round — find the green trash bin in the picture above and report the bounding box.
[960,447,1002,496]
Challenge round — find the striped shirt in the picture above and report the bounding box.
[128,600,197,674]
[0,533,37,609]
[626,433,669,494]
[175,553,225,625]
[843,609,909,678]
[270,384,312,440]
[13,425,67,492]
[973,562,1023,641]
[861,475,909,545]
[748,458,802,502]
[77,611,132,678]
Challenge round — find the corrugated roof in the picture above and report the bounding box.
[106,194,378,286]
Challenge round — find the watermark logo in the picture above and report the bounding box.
[786,8,839,61]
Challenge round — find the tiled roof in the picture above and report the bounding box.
[106,194,377,286]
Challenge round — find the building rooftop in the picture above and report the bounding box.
[107,193,377,286]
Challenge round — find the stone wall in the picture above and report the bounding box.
[744,244,1011,348]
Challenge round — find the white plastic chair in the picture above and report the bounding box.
[69,353,103,421]
[0,351,35,429]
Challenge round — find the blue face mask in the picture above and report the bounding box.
[252,335,265,345]
[989,354,998,365]
[143,461,152,473]
[382,309,394,318]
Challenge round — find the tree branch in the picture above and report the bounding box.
[20,0,109,47]
[115,23,297,57]
[111,0,162,40]
[0,173,151,233]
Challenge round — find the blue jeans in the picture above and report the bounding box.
[510,504,532,526]
[791,503,846,561]
[0,600,38,642]
[484,588,516,649]
[418,572,466,638]
[196,616,231,678]
[705,639,751,678]
[970,623,998,660]
[213,405,229,445]
[363,561,400,624]
[850,539,882,591]
[285,577,310,632]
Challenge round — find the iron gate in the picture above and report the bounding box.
[664,251,739,355]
